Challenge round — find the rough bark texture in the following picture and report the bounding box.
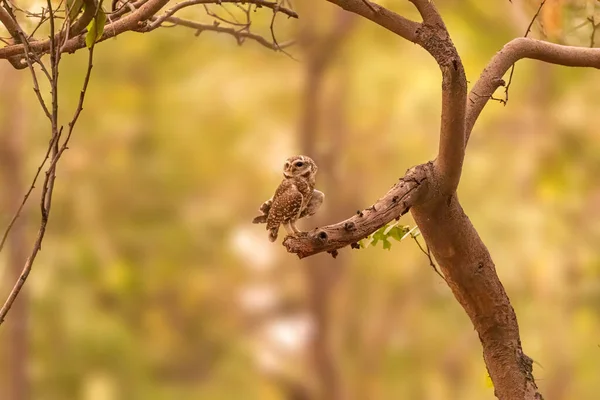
[280,0,600,398]
[411,190,540,400]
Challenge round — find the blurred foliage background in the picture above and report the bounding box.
[1,0,600,399]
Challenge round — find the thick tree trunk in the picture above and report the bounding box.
[411,192,540,400]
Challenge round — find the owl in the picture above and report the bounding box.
[252,155,324,242]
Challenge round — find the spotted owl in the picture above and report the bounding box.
[252,155,324,242]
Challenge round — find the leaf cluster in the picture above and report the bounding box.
[67,0,106,48]
[358,222,420,251]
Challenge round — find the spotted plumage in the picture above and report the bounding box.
[252,155,324,242]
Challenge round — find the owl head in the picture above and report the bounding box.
[283,155,317,179]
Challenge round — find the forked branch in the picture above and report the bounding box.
[0,0,298,62]
[286,0,467,257]
[0,2,98,325]
[284,2,600,399]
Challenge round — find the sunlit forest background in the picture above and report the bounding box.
[1,0,600,399]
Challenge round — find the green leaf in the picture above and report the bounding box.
[388,225,409,241]
[85,7,106,48]
[382,221,398,235]
[67,0,84,21]
[371,226,387,247]
[382,238,392,250]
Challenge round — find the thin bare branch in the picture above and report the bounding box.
[502,0,546,106]
[466,38,600,142]
[149,0,297,28]
[160,15,293,50]
[411,234,445,281]
[0,0,297,61]
[588,16,600,48]
[0,2,96,325]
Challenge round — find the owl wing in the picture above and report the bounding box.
[252,198,272,224]
[266,180,303,230]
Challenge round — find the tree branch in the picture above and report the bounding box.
[151,0,297,26]
[0,0,298,62]
[283,165,428,258]
[325,0,419,43]
[0,2,98,325]
[290,1,549,398]
[324,0,467,191]
[158,16,294,50]
[0,5,20,39]
[466,37,600,142]
[408,0,466,192]
[0,0,170,59]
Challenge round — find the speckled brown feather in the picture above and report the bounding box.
[266,176,313,241]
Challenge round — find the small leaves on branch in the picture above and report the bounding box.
[86,5,106,48]
[358,221,415,250]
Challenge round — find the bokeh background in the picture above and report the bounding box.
[1,0,600,399]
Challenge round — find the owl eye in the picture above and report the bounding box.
[295,162,304,167]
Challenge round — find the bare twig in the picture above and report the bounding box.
[0,1,97,325]
[0,0,297,62]
[161,15,294,50]
[411,235,445,281]
[466,38,600,142]
[267,0,296,59]
[149,0,297,28]
[502,0,546,105]
[588,16,600,48]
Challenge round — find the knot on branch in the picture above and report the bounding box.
[415,23,465,89]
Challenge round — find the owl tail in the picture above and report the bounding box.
[268,227,278,242]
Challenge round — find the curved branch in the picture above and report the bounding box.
[325,0,419,43]
[408,0,466,192]
[325,0,466,192]
[283,165,429,258]
[466,37,600,142]
[291,2,544,399]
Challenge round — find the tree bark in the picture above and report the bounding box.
[284,1,590,398]
[411,192,540,400]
